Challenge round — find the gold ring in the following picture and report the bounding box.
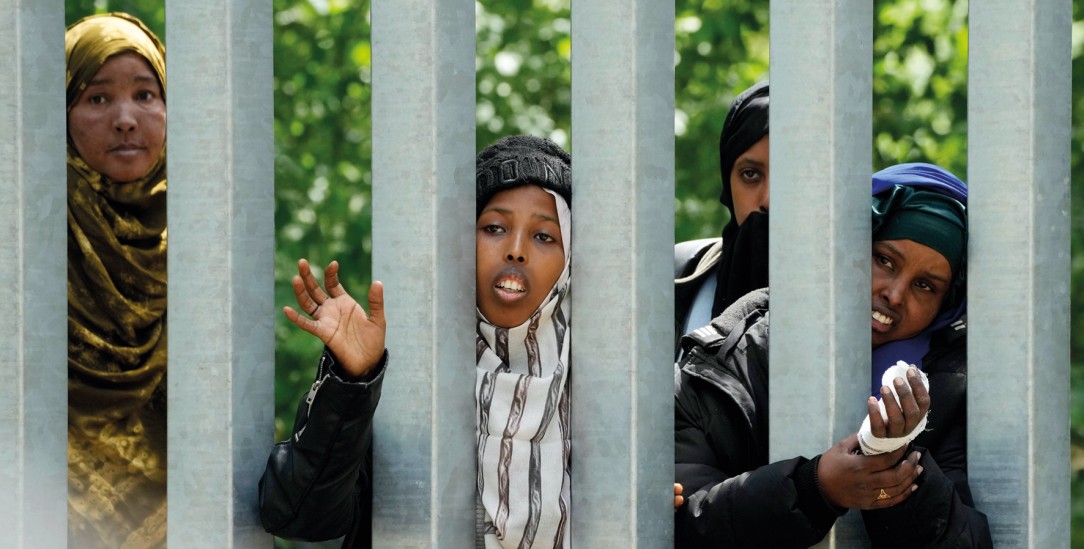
[876,488,890,500]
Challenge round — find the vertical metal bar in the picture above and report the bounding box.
[968,0,1071,546]
[166,0,275,546]
[569,0,675,545]
[370,0,476,546]
[769,0,872,546]
[0,1,67,547]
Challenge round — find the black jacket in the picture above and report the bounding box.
[674,289,992,548]
[258,349,386,548]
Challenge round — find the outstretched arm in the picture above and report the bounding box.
[259,259,389,542]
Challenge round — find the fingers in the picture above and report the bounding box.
[881,384,904,438]
[674,483,684,509]
[873,366,930,439]
[367,281,385,328]
[283,305,320,336]
[908,366,931,416]
[292,274,321,317]
[866,451,923,510]
[325,261,346,298]
[868,396,887,438]
[868,483,917,510]
[895,375,923,433]
[298,258,330,306]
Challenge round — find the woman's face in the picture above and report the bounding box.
[870,239,951,347]
[729,135,769,225]
[68,52,165,182]
[476,185,566,328]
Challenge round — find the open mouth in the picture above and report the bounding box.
[871,309,896,333]
[493,271,528,303]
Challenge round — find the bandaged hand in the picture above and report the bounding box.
[857,362,930,455]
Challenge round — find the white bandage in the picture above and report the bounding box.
[857,361,929,456]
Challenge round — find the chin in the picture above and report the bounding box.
[102,162,154,183]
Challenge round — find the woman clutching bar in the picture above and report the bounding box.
[65,12,168,549]
[673,164,993,547]
[259,135,574,548]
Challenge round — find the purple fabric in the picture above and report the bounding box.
[869,163,968,395]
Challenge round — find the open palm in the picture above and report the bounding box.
[283,259,386,377]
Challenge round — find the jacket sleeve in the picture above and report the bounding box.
[258,349,387,543]
[861,451,991,548]
[674,368,841,549]
[861,368,992,548]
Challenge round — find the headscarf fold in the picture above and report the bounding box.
[66,12,168,549]
[869,163,968,396]
[713,81,770,316]
[476,190,572,548]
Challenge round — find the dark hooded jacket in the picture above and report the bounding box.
[674,289,992,548]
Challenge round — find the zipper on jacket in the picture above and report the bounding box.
[296,350,333,441]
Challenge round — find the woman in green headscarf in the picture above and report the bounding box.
[66,12,168,549]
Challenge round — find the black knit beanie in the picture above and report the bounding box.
[476,135,572,217]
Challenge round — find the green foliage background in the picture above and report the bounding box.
[66,0,1084,545]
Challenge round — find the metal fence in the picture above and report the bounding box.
[0,0,1069,547]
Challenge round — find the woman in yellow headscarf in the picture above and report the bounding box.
[66,12,168,549]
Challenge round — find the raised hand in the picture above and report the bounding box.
[817,434,922,510]
[867,366,931,439]
[283,259,386,377]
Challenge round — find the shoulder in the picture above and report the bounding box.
[677,289,771,407]
[680,288,770,359]
[675,237,723,281]
[923,316,966,376]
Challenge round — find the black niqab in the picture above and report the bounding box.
[713,81,770,316]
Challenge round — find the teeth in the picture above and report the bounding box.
[872,311,893,325]
[498,279,525,292]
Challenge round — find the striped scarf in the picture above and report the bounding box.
[476,190,571,548]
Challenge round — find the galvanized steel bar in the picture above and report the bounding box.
[968,0,1071,546]
[370,0,477,546]
[0,1,67,547]
[570,0,675,545]
[165,1,275,546]
[769,0,872,546]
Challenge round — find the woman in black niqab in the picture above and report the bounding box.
[712,81,770,316]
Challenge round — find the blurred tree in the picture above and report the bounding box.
[65,0,165,40]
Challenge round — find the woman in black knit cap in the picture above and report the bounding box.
[258,135,574,548]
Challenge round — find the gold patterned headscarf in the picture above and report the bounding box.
[66,12,168,549]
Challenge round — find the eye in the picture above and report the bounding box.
[535,232,556,244]
[88,94,107,105]
[914,279,939,294]
[136,90,156,101]
[739,168,761,182]
[481,224,505,234]
[874,253,894,270]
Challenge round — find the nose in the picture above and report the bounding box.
[114,101,137,133]
[758,179,770,213]
[880,279,904,307]
[505,231,527,264]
